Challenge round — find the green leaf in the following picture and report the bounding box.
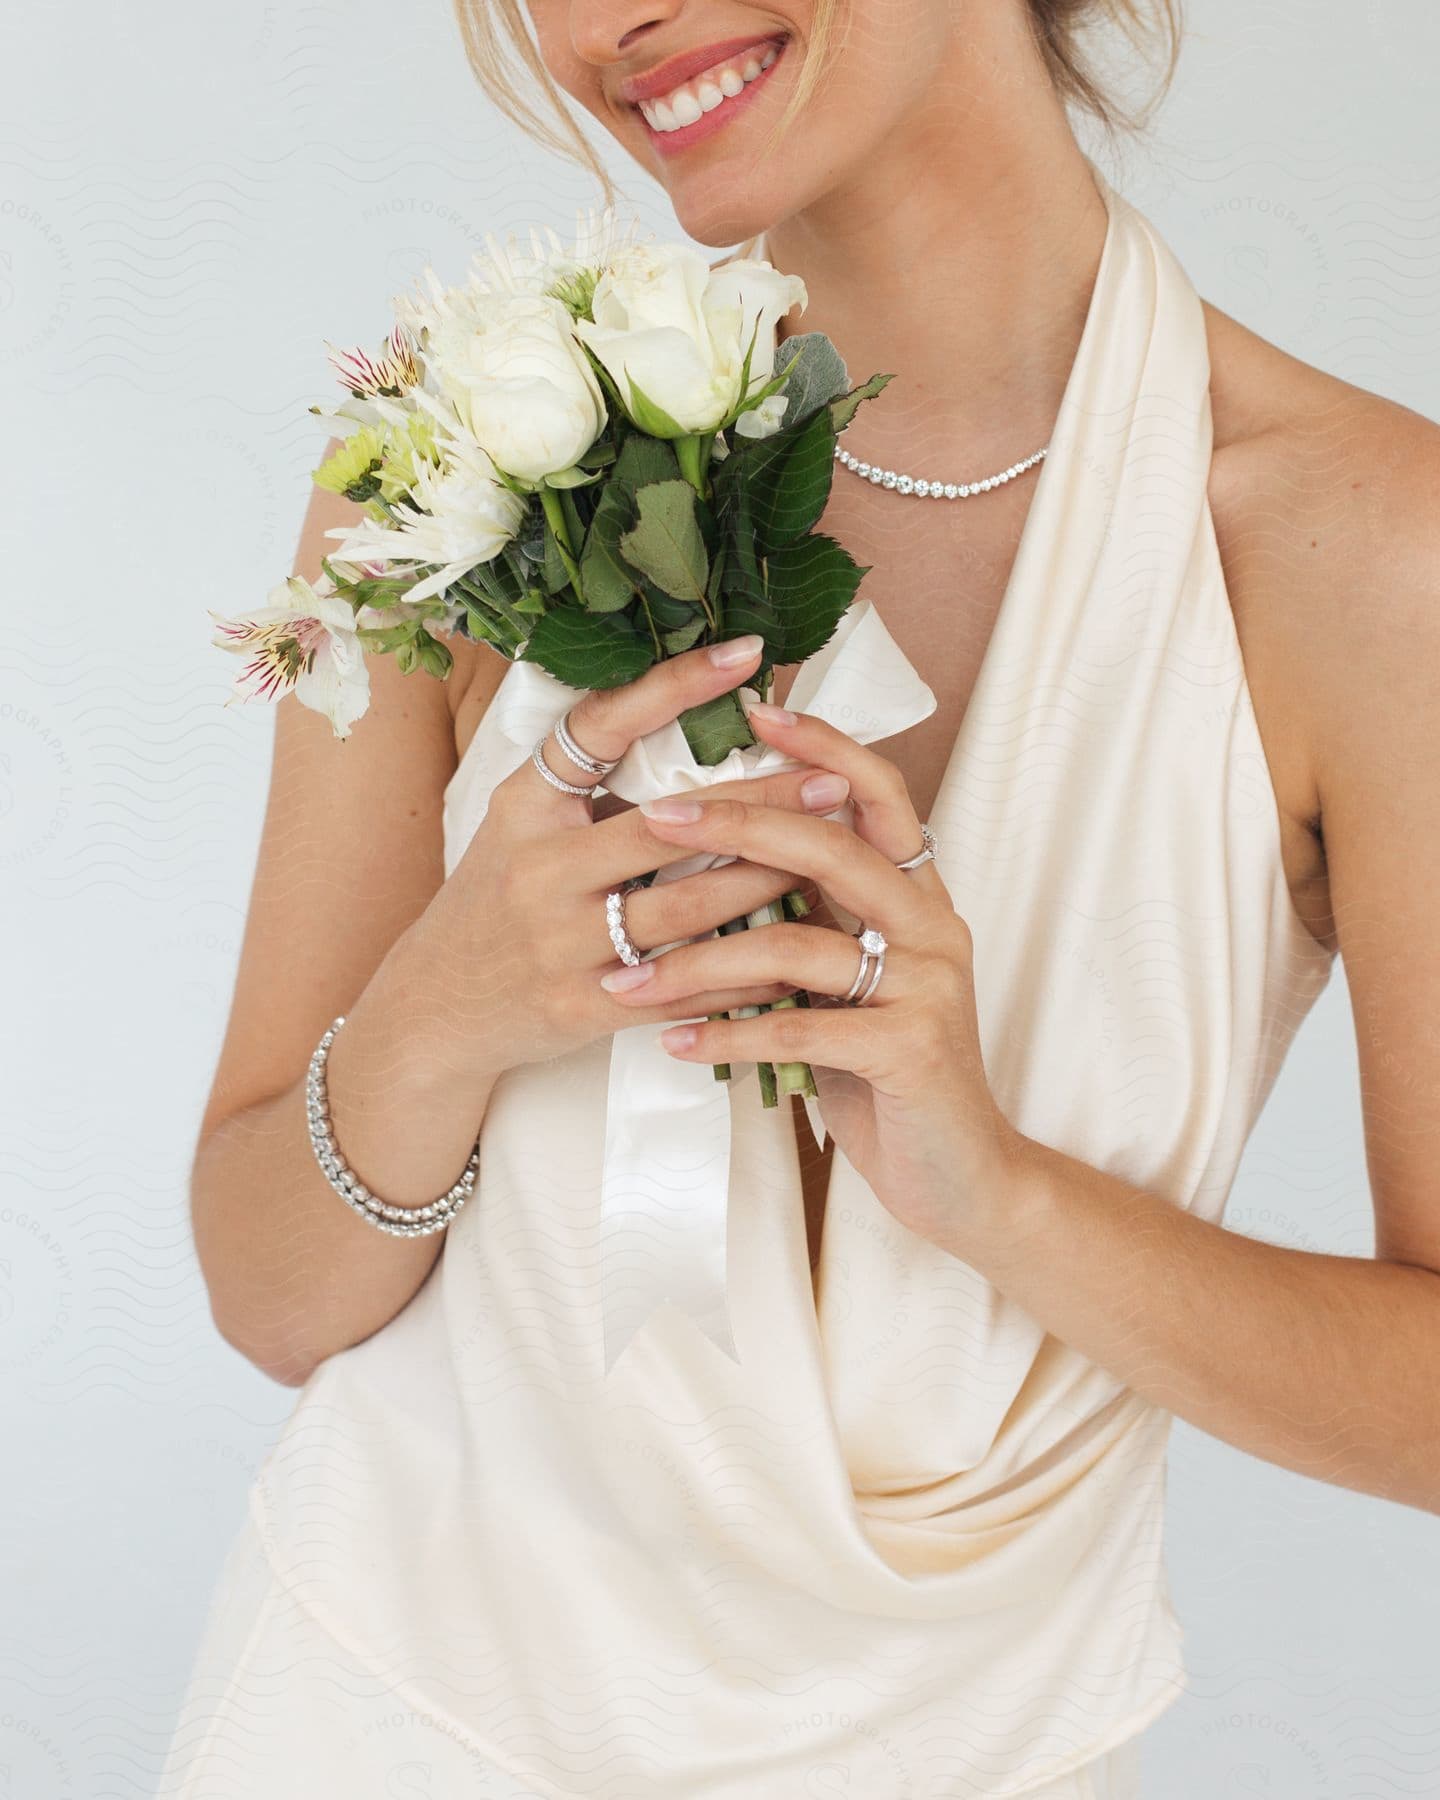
[521,606,655,689]
[829,370,895,434]
[643,585,699,630]
[770,332,850,427]
[613,431,682,489]
[578,481,644,613]
[761,533,868,663]
[619,479,709,602]
[717,405,837,556]
[678,690,756,766]
[661,615,707,654]
[755,408,838,552]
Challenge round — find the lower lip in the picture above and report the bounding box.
[635,39,788,157]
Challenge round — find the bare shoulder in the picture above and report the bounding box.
[1202,302,1440,951]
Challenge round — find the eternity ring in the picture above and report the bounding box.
[555,709,620,778]
[531,734,594,797]
[842,925,888,1006]
[894,822,938,871]
[605,879,645,966]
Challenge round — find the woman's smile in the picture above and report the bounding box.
[629,36,789,157]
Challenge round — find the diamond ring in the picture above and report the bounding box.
[605,880,645,967]
[894,823,937,872]
[842,925,888,1006]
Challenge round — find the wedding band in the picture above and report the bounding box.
[531,734,594,796]
[555,709,620,778]
[842,925,888,1006]
[605,880,645,966]
[894,822,937,871]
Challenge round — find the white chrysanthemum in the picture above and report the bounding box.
[323,435,527,604]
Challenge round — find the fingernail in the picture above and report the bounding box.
[748,700,796,726]
[641,795,703,823]
[660,1025,698,1051]
[600,961,655,993]
[709,634,764,669]
[801,773,849,810]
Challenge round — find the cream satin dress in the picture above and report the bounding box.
[160,171,1335,1799]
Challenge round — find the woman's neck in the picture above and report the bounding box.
[765,39,1110,466]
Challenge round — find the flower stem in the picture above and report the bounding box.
[539,484,586,602]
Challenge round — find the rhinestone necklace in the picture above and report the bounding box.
[832,439,1048,500]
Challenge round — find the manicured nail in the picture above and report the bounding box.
[747,700,796,726]
[641,796,703,823]
[709,634,764,668]
[600,961,656,993]
[801,773,849,810]
[660,1025,698,1051]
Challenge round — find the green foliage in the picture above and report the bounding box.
[490,355,888,751]
[520,607,654,689]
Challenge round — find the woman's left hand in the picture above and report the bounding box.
[607,700,1026,1254]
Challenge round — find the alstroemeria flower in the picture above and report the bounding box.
[324,323,420,398]
[209,575,370,740]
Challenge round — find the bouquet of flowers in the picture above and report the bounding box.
[211,210,892,1108]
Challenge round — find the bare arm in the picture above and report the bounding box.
[952,398,1440,1514]
[192,453,511,1383]
[193,454,843,1386]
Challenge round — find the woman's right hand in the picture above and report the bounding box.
[414,635,851,1083]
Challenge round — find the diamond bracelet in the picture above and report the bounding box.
[306,1014,479,1238]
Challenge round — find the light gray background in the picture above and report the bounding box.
[4,2,1438,1794]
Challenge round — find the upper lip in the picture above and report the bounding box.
[619,33,786,105]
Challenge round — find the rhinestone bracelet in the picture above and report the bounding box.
[306,1014,480,1238]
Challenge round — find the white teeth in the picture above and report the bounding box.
[638,40,783,132]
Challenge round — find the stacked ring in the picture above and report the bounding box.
[842,926,888,1006]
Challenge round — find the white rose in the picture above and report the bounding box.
[573,243,807,438]
[424,290,607,484]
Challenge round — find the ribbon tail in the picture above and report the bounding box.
[599,1019,742,1373]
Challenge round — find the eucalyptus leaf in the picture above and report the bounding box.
[771,332,850,429]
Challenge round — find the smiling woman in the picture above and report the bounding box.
[453,0,1183,208]
[160,2,1440,1798]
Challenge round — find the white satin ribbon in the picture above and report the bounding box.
[487,599,937,1371]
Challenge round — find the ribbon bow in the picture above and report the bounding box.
[484,599,937,1371]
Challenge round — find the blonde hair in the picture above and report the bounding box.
[452,0,1183,211]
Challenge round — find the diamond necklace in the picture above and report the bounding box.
[832,439,1048,500]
